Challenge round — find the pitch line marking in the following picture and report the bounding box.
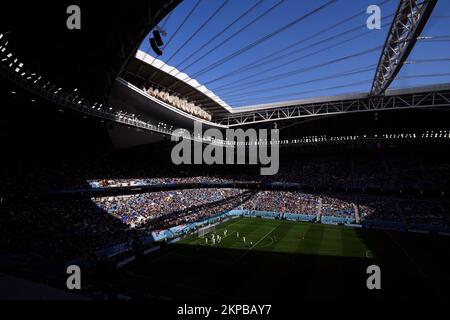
[384,231,433,286]
[155,217,244,260]
[383,230,444,298]
[199,217,244,246]
[258,236,274,249]
[232,224,281,265]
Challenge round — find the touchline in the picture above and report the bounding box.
[171,121,280,176]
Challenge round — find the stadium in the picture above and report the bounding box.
[1,0,450,305]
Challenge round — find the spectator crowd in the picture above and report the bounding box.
[3,153,450,197]
[145,86,212,121]
[3,189,449,266]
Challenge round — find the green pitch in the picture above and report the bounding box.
[119,217,450,300]
[188,218,371,259]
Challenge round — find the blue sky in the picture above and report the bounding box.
[138,0,450,108]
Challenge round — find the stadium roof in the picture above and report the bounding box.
[134,0,450,111]
[2,0,450,130]
[0,0,180,103]
[122,50,233,116]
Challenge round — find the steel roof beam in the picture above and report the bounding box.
[370,0,438,96]
[215,89,450,127]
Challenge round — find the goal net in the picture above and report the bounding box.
[197,224,216,238]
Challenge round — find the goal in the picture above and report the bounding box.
[197,224,216,238]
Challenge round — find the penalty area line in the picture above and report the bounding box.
[232,224,281,265]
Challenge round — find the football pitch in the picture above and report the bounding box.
[120,217,450,300]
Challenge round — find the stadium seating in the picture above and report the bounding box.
[145,86,212,121]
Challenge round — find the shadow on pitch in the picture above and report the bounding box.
[117,229,450,300]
